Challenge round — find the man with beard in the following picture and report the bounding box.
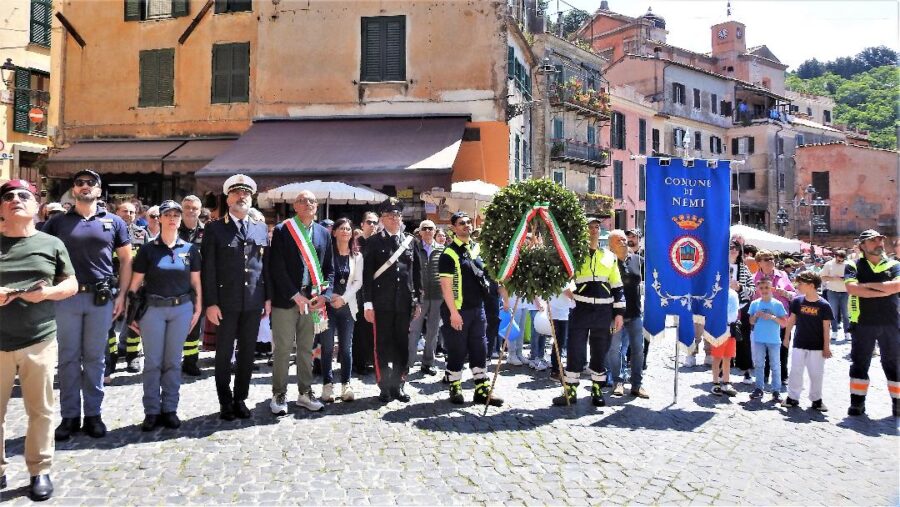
[362,199,420,402]
[844,230,900,417]
[43,170,132,440]
[201,175,270,421]
[353,211,379,375]
[178,195,205,376]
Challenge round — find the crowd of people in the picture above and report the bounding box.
[0,171,898,501]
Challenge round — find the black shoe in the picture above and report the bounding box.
[105,352,118,376]
[219,403,236,421]
[160,412,181,429]
[421,365,437,376]
[847,405,866,416]
[391,385,411,403]
[473,382,503,407]
[449,383,465,405]
[1,474,6,489]
[378,389,391,403]
[82,416,107,438]
[591,381,606,407]
[783,397,799,408]
[141,414,159,432]
[54,417,80,441]
[553,384,578,406]
[233,400,251,419]
[181,357,202,376]
[811,399,828,412]
[29,474,53,501]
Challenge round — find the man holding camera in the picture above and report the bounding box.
[43,170,132,440]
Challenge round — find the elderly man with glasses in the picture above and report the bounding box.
[407,219,444,376]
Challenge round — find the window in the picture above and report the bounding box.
[823,110,832,124]
[215,0,251,13]
[211,42,250,103]
[777,136,784,155]
[610,111,626,150]
[806,107,812,116]
[30,0,52,47]
[812,171,830,199]
[709,136,722,154]
[693,88,701,109]
[13,68,49,135]
[795,134,805,147]
[613,160,623,199]
[634,210,646,231]
[361,16,406,82]
[514,135,520,181]
[125,0,189,21]
[638,163,646,201]
[588,175,597,193]
[552,169,565,185]
[672,82,686,105]
[779,172,785,191]
[711,93,718,114]
[720,100,732,117]
[694,131,702,151]
[731,172,756,190]
[731,136,755,155]
[651,128,660,153]
[522,140,529,178]
[139,48,175,107]
[587,126,596,146]
[673,128,685,149]
[638,119,647,154]
[614,210,627,230]
[552,117,563,139]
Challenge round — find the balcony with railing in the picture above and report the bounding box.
[550,139,609,168]
[549,80,611,120]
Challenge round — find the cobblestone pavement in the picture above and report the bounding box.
[2,332,897,506]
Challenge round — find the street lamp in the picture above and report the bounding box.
[775,207,789,235]
[536,56,560,181]
[804,185,829,253]
[1,58,16,87]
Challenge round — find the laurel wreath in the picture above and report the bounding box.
[480,179,588,300]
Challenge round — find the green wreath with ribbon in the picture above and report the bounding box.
[480,179,589,300]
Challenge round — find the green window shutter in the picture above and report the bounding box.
[13,68,32,133]
[360,18,382,81]
[613,161,623,199]
[30,0,52,47]
[731,138,739,155]
[230,42,250,102]
[172,0,189,17]
[125,0,143,20]
[507,46,514,77]
[157,49,175,106]
[211,43,232,103]
[383,16,405,81]
[139,50,159,107]
[214,0,227,13]
[748,136,755,154]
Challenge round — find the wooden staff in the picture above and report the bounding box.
[482,298,520,415]
[546,304,571,405]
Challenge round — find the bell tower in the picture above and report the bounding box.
[710,20,746,57]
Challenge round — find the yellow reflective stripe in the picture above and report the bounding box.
[443,247,463,310]
[575,275,608,283]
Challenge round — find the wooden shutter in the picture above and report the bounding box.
[172,0,189,17]
[731,138,739,155]
[230,42,250,102]
[214,0,227,13]
[360,18,383,81]
[638,119,646,154]
[507,46,514,77]
[694,131,701,150]
[30,0,52,47]
[13,68,31,133]
[211,44,232,103]
[652,128,659,153]
[638,164,646,201]
[139,51,158,107]
[157,49,175,105]
[693,88,700,109]
[383,16,405,81]
[748,136,755,154]
[620,113,626,149]
[613,161,623,199]
[709,136,714,153]
[125,0,143,20]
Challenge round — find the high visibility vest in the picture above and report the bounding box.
[573,247,625,309]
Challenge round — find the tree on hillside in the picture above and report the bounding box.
[796,58,825,79]
[546,8,590,39]
[794,46,898,78]
[857,46,898,70]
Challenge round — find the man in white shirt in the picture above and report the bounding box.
[820,250,851,339]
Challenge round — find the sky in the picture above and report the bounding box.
[559,0,900,70]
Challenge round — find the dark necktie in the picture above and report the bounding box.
[238,220,246,238]
[393,234,401,248]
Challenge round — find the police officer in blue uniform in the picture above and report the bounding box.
[43,169,133,440]
[362,198,421,403]
[201,175,271,421]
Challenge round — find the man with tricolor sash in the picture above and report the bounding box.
[843,229,900,418]
[268,189,334,414]
[553,216,625,407]
[201,174,271,421]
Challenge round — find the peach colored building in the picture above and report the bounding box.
[794,142,899,248]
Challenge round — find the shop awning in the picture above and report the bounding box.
[194,116,466,193]
[163,139,236,175]
[46,140,185,178]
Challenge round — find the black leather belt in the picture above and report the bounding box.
[78,284,96,293]
[146,294,192,307]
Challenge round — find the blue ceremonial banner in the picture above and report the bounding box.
[643,157,731,347]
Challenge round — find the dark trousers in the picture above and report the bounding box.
[849,324,900,401]
[485,296,501,355]
[353,318,374,372]
[764,328,789,383]
[566,325,612,379]
[442,307,487,374]
[214,309,262,405]
[374,309,411,389]
[550,319,568,373]
[183,318,202,360]
[734,310,754,371]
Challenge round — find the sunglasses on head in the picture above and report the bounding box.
[1,190,34,202]
[74,178,98,187]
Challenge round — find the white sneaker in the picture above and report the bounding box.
[320,383,334,403]
[528,358,539,369]
[507,353,523,366]
[296,392,324,412]
[831,330,839,339]
[742,372,754,384]
[341,383,355,402]
[535,359,549,371]
[683,355,697,367]
[269,394,287,416]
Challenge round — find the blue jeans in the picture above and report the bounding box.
[322,305,354,385]
[826,291,850,333]
[752,341,782,392]
[140,302,193,414]
[55,293,113,418]
[606,317,644,387]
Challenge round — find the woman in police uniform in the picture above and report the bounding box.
[127,200,202,431]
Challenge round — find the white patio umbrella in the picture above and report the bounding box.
[257,180,388,214]
[420,180,501,225]
[730,224,802,253]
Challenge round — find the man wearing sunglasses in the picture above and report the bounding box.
[353,211,379,376]
[408,219,444,376]
[43,169,133,441]
[0,180,78,500]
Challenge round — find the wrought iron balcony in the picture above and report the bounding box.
[550,139,609,168]
[549,83,611,120]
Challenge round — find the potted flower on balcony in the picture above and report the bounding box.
[580,192,614,215]
[551,141,565,157]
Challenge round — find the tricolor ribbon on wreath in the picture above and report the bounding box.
[284,216,330,334]
[497,202,576,282]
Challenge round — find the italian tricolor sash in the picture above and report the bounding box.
[497,203,577,282]
[284,217,329,332]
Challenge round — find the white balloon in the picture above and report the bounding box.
[533,310,552,336]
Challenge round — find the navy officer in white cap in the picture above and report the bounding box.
[200,174,271,421]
